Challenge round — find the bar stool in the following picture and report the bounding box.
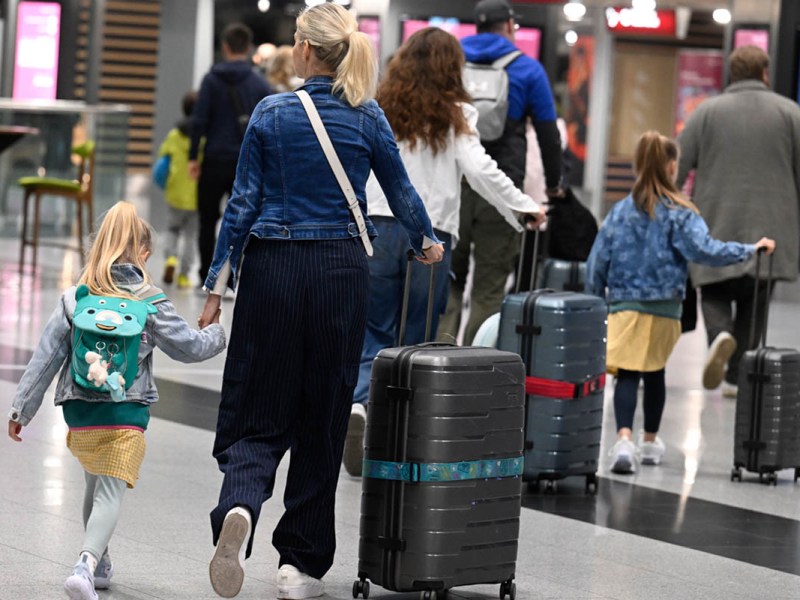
[18,140,95,271]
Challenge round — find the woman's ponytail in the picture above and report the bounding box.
[296,3,377,107]
[334,30,377,107]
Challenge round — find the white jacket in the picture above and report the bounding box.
[366,103,539,244]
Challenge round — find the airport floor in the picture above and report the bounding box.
[1,240,799,600]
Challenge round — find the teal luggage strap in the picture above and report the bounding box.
[363,456,523,483]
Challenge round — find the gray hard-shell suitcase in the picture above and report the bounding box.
[354,253,525,600]
[539,258,586,292]
[498,231,607,492]
[732,251,800,485]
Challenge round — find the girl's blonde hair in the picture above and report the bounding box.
[267,45,297,92]
[296,3,377,106]
[632,130,698,218]
[78,201,153,300]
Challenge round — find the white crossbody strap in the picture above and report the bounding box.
[295,90,373,256]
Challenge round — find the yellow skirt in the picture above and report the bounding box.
[66,428,146,488]
[607,310,681,373]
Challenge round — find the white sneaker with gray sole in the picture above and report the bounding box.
[209,512,249,598]
[277,564,324,599]
[703,332,736,390]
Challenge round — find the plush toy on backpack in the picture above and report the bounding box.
[70,284,157,402]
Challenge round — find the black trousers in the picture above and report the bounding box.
[197,156,238,284]
[700,276,771,385]
[210,238,368,579]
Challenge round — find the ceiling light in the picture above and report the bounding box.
[565,30,578,46]
[333,0,352,5]
[712,8,732,24]
[563,1,586,22]
[632,0,656,10]
[257,0,270,12]
[305,0,325,7]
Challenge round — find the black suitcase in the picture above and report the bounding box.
[497,231,607,493]
[354,253,525,600]
[731,251,800,485]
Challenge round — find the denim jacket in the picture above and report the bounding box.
[586,195,756,302]
[204,76,439,291]
[8,265,226,426]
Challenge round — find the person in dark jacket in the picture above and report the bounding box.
[437,0,562,345]
[189,23,272,285]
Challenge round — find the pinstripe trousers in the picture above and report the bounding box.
[210,237,368,579]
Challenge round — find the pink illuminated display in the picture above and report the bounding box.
[734,29,769,52]
[401,18,541,61]
[13,2,61,101]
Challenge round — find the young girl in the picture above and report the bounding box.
[7,202,226,600]
[586,131,774,474]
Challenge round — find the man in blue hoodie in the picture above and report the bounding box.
[438,0,562,345]
[189,23,272,286]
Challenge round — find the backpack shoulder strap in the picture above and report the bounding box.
[492,50,523,70]
[135,283,169,305]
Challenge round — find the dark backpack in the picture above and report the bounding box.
[547,187,598,262]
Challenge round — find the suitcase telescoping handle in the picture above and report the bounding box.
[515,226,541,294]
[397,249,436,346]
[747,248,774,350]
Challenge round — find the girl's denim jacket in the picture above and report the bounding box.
[205,76,439,291]
[8,264,226,426]
[586,195,756,302]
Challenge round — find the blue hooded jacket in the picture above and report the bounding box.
[190,60,272,161]
[461,33,556,123]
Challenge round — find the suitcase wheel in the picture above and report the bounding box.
[585,474,598,495]
[499,580,516,600]
[420,591,441,600]
[730,467,742,482]
[526,479,540,493]
[794,468,800,483]
[758,471,778,486]
[544,480,557,494]
[352,578,369,599]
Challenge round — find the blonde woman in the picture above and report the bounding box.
[7,202,225,600]
[198,4,443,599]
[267,45,304,92]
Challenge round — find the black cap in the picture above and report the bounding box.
[474,0,516,26]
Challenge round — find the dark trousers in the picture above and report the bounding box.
[197,156,238,283]
[614,369,666,433]
[210,238,368,579]
[700,276,771,385]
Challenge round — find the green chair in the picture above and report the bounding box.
[18,140,95,271]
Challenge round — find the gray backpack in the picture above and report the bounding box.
[463,50,522,142]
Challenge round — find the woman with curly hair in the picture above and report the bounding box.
[343,26,544,477]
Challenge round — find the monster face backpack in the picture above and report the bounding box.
[70,284,160,402]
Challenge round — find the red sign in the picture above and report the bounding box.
[606,7,676,37]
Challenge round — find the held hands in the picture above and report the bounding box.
[188,160,201,181]
[755,237,776,255]
[8,420,22,442]
[197,293,222,329]
[417,243,445,265]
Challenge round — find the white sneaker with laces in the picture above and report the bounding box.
[93,552,114,589]
[703,332,737,390]
[343,402,366,477]
[64,555,98,600]
[209,508,251,598]
[637,434,666,466]
[609,438,638,474]
[276,564,324,599]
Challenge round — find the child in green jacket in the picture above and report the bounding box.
[157,91,201,288]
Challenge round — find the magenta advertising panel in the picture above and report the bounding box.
[401,18,541,60]
[13,1,61,101]
[674,49,724,137]
[358,16,381,62]
[734,28,769,52]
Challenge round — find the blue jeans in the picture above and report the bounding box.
[353,218,452,405]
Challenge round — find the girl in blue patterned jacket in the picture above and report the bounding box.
[586,131,774,474]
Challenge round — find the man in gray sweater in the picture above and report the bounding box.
[677,45,800,396]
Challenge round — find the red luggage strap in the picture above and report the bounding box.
[525,373,606,399]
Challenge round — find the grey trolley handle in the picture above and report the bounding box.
[747,248,773,350]
[397,250,436,346]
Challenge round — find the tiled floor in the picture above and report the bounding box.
[1,241,799,599]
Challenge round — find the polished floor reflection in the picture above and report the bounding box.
[1,242,799,599]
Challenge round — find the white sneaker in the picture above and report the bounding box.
[721,382,738,399]
[276,564,324,599]
[343,403,366,477]
[93,552,114,589]
[64,555,98,600]
[703,332,737,390]
[637,434,666,466]
[209,509,251,598]
[609,438,638,474]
